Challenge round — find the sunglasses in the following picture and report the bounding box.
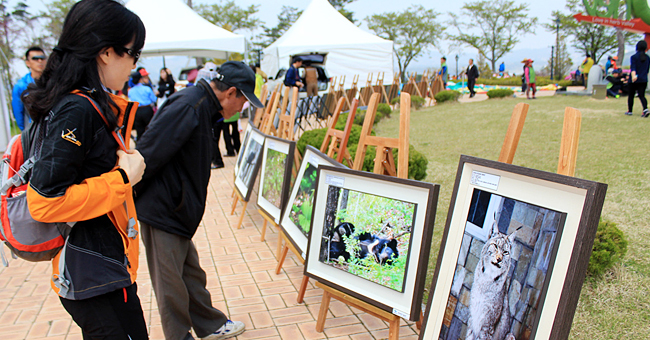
[121,47,141,63]
[30,55,46,61]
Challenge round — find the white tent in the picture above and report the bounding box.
[261,0,394,87]
[125,0,245,59]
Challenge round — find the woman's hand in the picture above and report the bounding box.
[117,149,145,186]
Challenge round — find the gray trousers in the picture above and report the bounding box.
[140,222,227,340]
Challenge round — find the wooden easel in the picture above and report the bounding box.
[324,76,339,115]
[557,107,581,176]
[342,75,358,111]
[430,75,445,99]
[313,92,412,339]
[257,208,284,258]
[260,86,282,135]
[230,189,248,229]
[386,72,400,104]
[375,72,391,104]
[321,98,357,166]
[359,73,373,106]
[252,84,268,128]
[353,92,410,178]
[498,103,529,164]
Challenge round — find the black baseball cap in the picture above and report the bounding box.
[213,61,264,108]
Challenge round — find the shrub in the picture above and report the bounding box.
[297,127,427,179]
[435,90,461,103]
[587,220,628,277]
[377,103,392,117]
[411,95,425,110]
[476,76,573,87]
[487,88,514,99]
[390,97,400,105]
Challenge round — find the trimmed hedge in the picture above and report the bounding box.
[297,127,428,180]
[390,97,400,105]
[587,220,628,277]
[411,95,425,110]
[435,90,461,103]
[486,88,514,99]
[377,103,392,117]
[476,76,573,87]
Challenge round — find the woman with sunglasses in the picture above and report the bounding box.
[23,0,148,338]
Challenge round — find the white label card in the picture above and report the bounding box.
[309,155,320,166]
[392,308,409,319]
[325,175,345,188]
[470,171,500,191]
[268,141,277,150]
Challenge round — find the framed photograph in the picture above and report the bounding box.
[257,135,296,223]
[234,127,265,202]
[279,145,345,258]
[420,155,607,340]
[233,123,253,177]
[304,166,439,321]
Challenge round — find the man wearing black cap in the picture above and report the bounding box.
[134,61,263,340]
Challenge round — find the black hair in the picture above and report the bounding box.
[636,40,648,63]
[23,0,145,129]
[210,79,243,98]
[25,46,45,59]
[441,56,446,60]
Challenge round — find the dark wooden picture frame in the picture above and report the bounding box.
[234,123,253,177]
[256,135,296,223]
[279,145,345,258]
[304,166,439,321]
[420,155,607,340]
[234,127,265,202]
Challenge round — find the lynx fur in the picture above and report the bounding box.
[466,221,517,340]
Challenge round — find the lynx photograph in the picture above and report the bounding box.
[438,188,564,340]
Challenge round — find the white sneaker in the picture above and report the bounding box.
[201,320,245,340]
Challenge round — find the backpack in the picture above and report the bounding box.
[0,92,129,266]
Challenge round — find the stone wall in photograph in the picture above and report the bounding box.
[438,199,560,340]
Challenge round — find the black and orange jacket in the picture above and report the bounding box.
[26,91,139,300]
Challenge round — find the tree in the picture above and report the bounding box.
[0,1,44,87]
[549,0,639,64]
[367,5,445,83]
[329,0,356,23]
[256,6,302,48]
[449,0,537,72]
[195,1,261,33]
[40,0,76,48]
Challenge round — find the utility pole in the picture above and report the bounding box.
[555,17,560,80]
[455,54,459,79]
[551,46,554,80]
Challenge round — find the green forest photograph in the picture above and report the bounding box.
[261,148,287,209]
[289,162,318,236]
[319,186,416,291]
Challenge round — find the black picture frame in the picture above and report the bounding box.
[256,135,296,223]
[234,127,265,202]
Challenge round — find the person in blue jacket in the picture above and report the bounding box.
[627,40,650,117]
[284,56,304,88]
[12,46,46,130]
[128,68,157,139]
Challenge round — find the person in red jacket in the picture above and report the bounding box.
[23,0,148,338]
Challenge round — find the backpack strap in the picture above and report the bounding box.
[72,91,127,152]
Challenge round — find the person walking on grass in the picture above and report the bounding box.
[524,59,536,99]
[626,40,650,117]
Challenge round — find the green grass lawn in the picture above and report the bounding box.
[375,95,650,339]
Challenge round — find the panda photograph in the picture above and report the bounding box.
[318,184,416,292]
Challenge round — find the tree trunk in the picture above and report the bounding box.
[324,186,341,233]
[616,28,625,64]
[186,0,192,8]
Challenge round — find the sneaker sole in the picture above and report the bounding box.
[202,326,246,340]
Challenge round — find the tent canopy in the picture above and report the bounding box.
[126,0,245,59]
[261,0,393,85]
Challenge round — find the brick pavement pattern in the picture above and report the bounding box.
[0,142,420,340]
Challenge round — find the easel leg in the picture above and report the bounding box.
[276,235,283,259]
[388,317,400,340]
[315,290,332,332]
[260,219,267,241]
[230,194,239,215]
[275,245,289,274]
[297,275,309,303]
[236,201,247,229]
[416,310,424,330]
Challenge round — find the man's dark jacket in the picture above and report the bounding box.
[134,79,222,239]
[467,64,479,80]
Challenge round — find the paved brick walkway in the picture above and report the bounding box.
[0,145,420,339]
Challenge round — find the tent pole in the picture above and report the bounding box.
[163,55,166,69]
